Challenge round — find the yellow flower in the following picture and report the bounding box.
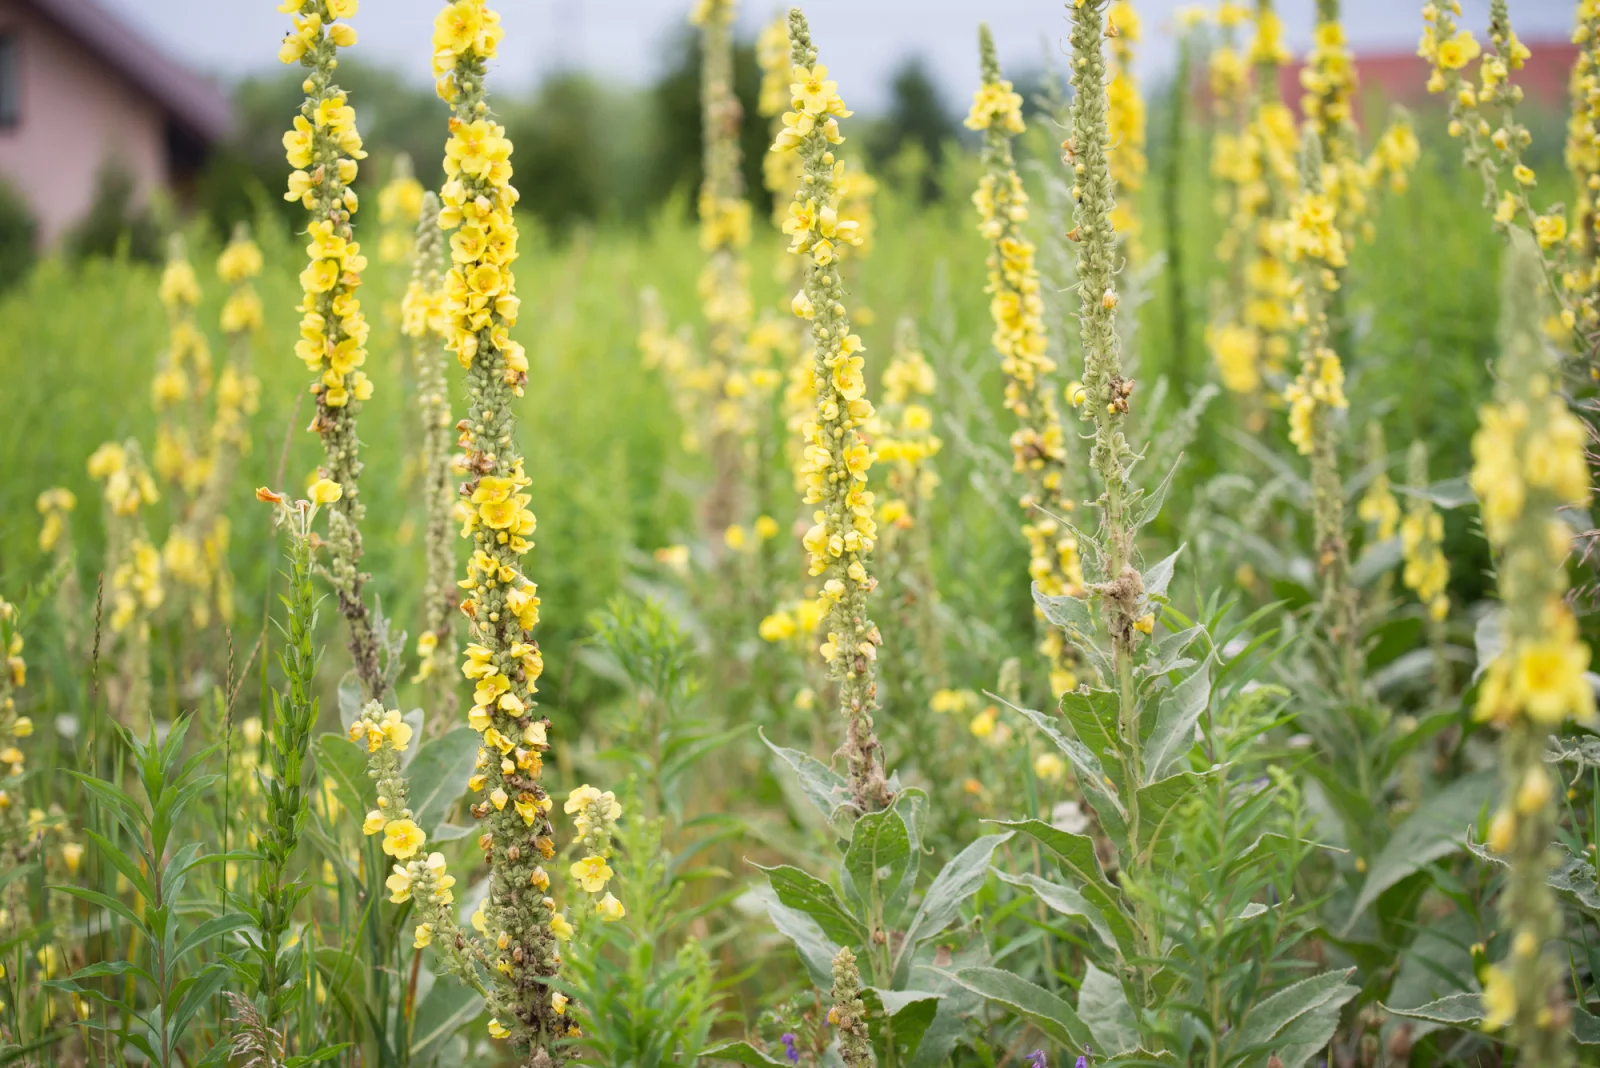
[596,891,626,921]
[1033,753,1066,781]
[969,708,997,738]
[570,855,614,893]
[386,864,414,902]
[487,1018,511,1039]
[552,992,569,1015]
[310,478,343,505]
[413,923,434,948]
[550,912,574,939]
[382,819,425,859]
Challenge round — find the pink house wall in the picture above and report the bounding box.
[0,0,168,246]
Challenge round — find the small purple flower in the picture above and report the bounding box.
[781,1032,800,1064]
[1027,1052,1048,1068]
[1076,1044,1093,1068]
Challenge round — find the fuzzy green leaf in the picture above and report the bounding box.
[1144,663,1209,780]
[313,733,377,819]
[900,833,1011,959]
[702,1041,792,1066]
[951,967,1095,1050]
[864,988,943,1064]
[1009,701,1128,849]
[758,865,866,949]
[1380,992,1481,1026]
[842,799,915,925]
[407,729,481,836]
[1079,962,1139,1056]
[1226,968,1358,1068]
[409,980,482,1064]
[761,729,851,829]
[1141,546,1183,601]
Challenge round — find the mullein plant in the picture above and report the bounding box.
[430,2,576,1058]
[957,10,1358,1055]
[88,441,163,725]
[377,154,425,268]
[869,318,946,707]
[36,488,86,658]
[1206,0,1297,408]
[168,228,265,630]
[1282,132,1359,691]
[967,28,1087,698]
[403,192,462,727]
[1419,0,1595,360]
[775,10,888,813]
[0,595,31,865]
[691,0,757,544]
[1399,440,1452,695]
[279,0,388,700]
[1470,231,1593,1061]
[149,237,212,504]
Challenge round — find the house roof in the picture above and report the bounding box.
[22,0,232,143]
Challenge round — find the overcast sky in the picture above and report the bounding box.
[100,0,1573,112]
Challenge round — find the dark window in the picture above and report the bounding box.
[0,33,18,128]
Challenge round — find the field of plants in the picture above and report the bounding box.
[1,0,1598,1064]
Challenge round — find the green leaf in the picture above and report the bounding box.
[170,963,229,1048]
[951,967,1095,1050]
[51,884,152,941]
[313,733,377,819]
[1034,586,1094,640]
[1395,476,1474,509]
[1134,462,1177,531]
[761,729,851,829]
[750,882,838,989]
[1345,770,1495,928]
[285,1043,353,1068]
[81,829,152,902]
[1133,767,1216,869]
[1350,537,1403,589]
[1009,701,1127,849]
[337,671,365,733]
[842,800,914,925]
[997,871,1132,963]
[991,819,1115,892]
[900,833,1011,960]
[409,980,482,1064]
[1059,689,1125,795]
[1227,969,1358,1068]
[1141,546,1183,601]
[757,865,866,949]
[1144,663,1209,780]
[1079,962,1139,1056]
[702,1041,791,1066]
[864,988,943,1064]
[174,913,252,964]
[407,729,481,837]
[1380,992,1481,1027]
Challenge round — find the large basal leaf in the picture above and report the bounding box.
[702,1041,792,1066]
[757,865,865,953]
[313,733,376,818]
[406,728,481,837]
[1143,662,1209,781]
[863,988,943,1065]
[760,729,852,830]
[951,968,1095,1051]
[899,833,1011,962]
[1226,969,1358,1068]
[842,797,916,926]
[1345,770,1495,928]
[409,980,482,1065]
[1078,962,1139,1057]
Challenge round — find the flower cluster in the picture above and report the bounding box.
[0,596,32,850]
[88,442,163,634]
[1282,184,1348,457]
[968,27,1085,694]
[564,784,625,922]
[1420,0,1591,349]
[280,0,387,697]
[1207,0,1298,399]
[1399,442,1450,623]
[871,319,943,534]
[387,851,480,983]
[1471,235,1589,1060]
[1300,2,1360,213]
[1567,0,1600,334]
[150,238,213,498]
[348,702,425,860]
[431,0,571,1054]
[35,488,75,556]
[1105,0,1146,250]
[378,155,425,265]
[779,11,888,815]
[404,192,461,719]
